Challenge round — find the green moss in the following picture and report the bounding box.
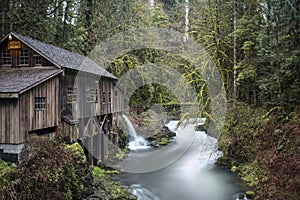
[0,159,17,197]
[246,190,255,199]
[0,160,16,176]
[92,166,119,179]
[92,166,136,200]
[218,103,299,200]
[65,142,86,162]
[231,165,238,173]
[158,137,169,145]
[238,161,267,187]
[116,150,127,160]
[0,137,93,200]
[93,166,107,179]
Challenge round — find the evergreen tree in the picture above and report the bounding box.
[257,0,300,106]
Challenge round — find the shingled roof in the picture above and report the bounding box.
[2,32,116,79]
[0,69,62,97]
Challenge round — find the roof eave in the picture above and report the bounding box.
[19,70,63,95]
[0,31,12,43]
[0,93,18,98]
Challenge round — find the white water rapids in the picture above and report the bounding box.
[117,119,249,200]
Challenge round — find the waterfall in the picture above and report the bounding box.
[122,114,150,151]
[123,114,138,138]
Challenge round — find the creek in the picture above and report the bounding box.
[116,118,248,200]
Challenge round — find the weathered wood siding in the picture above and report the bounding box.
[113,85,124,113]
[99,78,116,115]
[0,75,59,144]
[60,69,77,117]
[61,119,79,142]
[19,75,59,134]
[99,79,107,115]
[61,71,104,119]
[60,70,125,154]
[0,38,53,68]
[0,99,20,143]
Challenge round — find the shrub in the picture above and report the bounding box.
[0,136,92,200]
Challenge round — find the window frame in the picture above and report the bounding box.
[67,87,77,104]
[34,53,42,66]
[108,92,112,104]
[2,50,12,66]
[86,88,98,103]
[35,97,46,111]
[102,92,106,104]
[19,49,29,66]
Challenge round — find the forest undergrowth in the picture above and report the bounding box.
[218,103,300,200]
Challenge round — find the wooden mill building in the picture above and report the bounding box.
[0,31,124,162]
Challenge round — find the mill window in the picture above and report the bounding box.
[34,53,42,65]
[67,87,77,104]
[35,97,46,110]
[2,50,12,66]
[102,92,106,104]
[108,92,112,104]
[87,88,98,103]
[19,49,29,65]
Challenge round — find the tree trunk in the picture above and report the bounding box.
[184,0,189,41]
[233,0,237,106]
[150,0,155,10]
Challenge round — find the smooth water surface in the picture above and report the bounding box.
[116,120,247,200]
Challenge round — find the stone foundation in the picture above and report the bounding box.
[0,144,24,162]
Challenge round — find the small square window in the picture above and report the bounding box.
[35,55,42,65]
[35,97,46,110]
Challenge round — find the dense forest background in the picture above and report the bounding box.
[1,1,299,199]
[1,0,299,110]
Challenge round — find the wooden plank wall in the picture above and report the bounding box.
[61,71,124,117]
[113,85,124,113]
[61,71,125,145]
[1,73,124,145]
[77,73,99,119]
[0,38,53,68]
[0,99,20,144]
[19,75,59,136]
[100,79,107,115]
[60,70,76,116]
[61,120,79,142]
[99,78,116,115]
[62,71,104,119]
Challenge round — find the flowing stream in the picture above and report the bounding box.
[117,118,248,200]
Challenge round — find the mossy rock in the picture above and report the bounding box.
[246,190,255,199]
[238,193,245,199]
[158,137,169,145]
[91,166,136,200]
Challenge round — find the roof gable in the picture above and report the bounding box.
[1,32,116,79]
[0,69,62,97]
